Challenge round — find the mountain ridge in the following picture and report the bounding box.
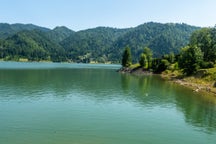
[0,22,201,63]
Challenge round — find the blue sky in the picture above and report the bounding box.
[0,0,216,31]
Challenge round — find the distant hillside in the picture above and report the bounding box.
[0,22,200,63]
[46,26,75,43]
[61,22,200,62]
[0,30,66,62]
[110,22,200,62]
[60,27,131,63]
[0,23,50,39]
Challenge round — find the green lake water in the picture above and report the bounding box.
[0,62,216,144]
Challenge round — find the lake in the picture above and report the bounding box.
[0,62,216,144]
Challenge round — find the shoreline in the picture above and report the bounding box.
[161,68,216,97]
[117,67,153,75]
[162,75,216,97]
[0,59,119,65]
[119,67,216,97]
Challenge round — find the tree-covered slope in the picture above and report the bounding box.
[110,22,200,62]
[61,22,200,63]
[0,30,67,61]
[46,26,75,43]
[0,22,201,63]
[0,23,50,39]
[60,27,130,62]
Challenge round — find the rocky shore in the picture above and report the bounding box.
[118,67,152,75]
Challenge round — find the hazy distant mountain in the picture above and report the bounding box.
[0,22,200,63]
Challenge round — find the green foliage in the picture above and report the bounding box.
[178,46,203,75]
[190,28,216,63]
[159,59,170,72]
[61,22,199,63]
[163,52,175,64]
[46,26,74,43]
[0,22,200,63]
[0,23,49,39]
[143,47,153,69]
[122,46,132,67]
[113,22,200,61]
[139,53,147,68]
[134,27,216,75]
[60,27,129,63]
[200,61,214,69]
[173,62,179,70]
[152,58,170,73]
[0,30,67,62]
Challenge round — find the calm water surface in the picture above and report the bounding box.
[0,62,216,144]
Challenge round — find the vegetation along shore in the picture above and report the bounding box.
[119,27,216,97]
[1,22,216,96]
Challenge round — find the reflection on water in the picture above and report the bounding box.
[0,62,216,144]
[121,75,216,133]
[174,88,216,133]
[120,73,216,133]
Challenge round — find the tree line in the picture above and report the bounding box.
[122,27,216,76]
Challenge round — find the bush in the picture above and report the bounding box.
[213,82,216,87]
[153,59,170,73]
[200,61,214,69]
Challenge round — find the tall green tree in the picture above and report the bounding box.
[178,45,203,75]
[162,52,175,64]
[190,28,216,63]
[122,46,132,67]
[168,52,175,63]
[143,47,153,69]
[139,53,147,68]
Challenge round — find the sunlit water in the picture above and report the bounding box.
[0,62,216,144]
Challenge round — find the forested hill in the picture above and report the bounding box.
[108,22,200,62]
[60,27,131,63]
[0,22,200,63]
[0,23,50,39]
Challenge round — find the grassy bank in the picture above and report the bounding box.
[161,68,216,96]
